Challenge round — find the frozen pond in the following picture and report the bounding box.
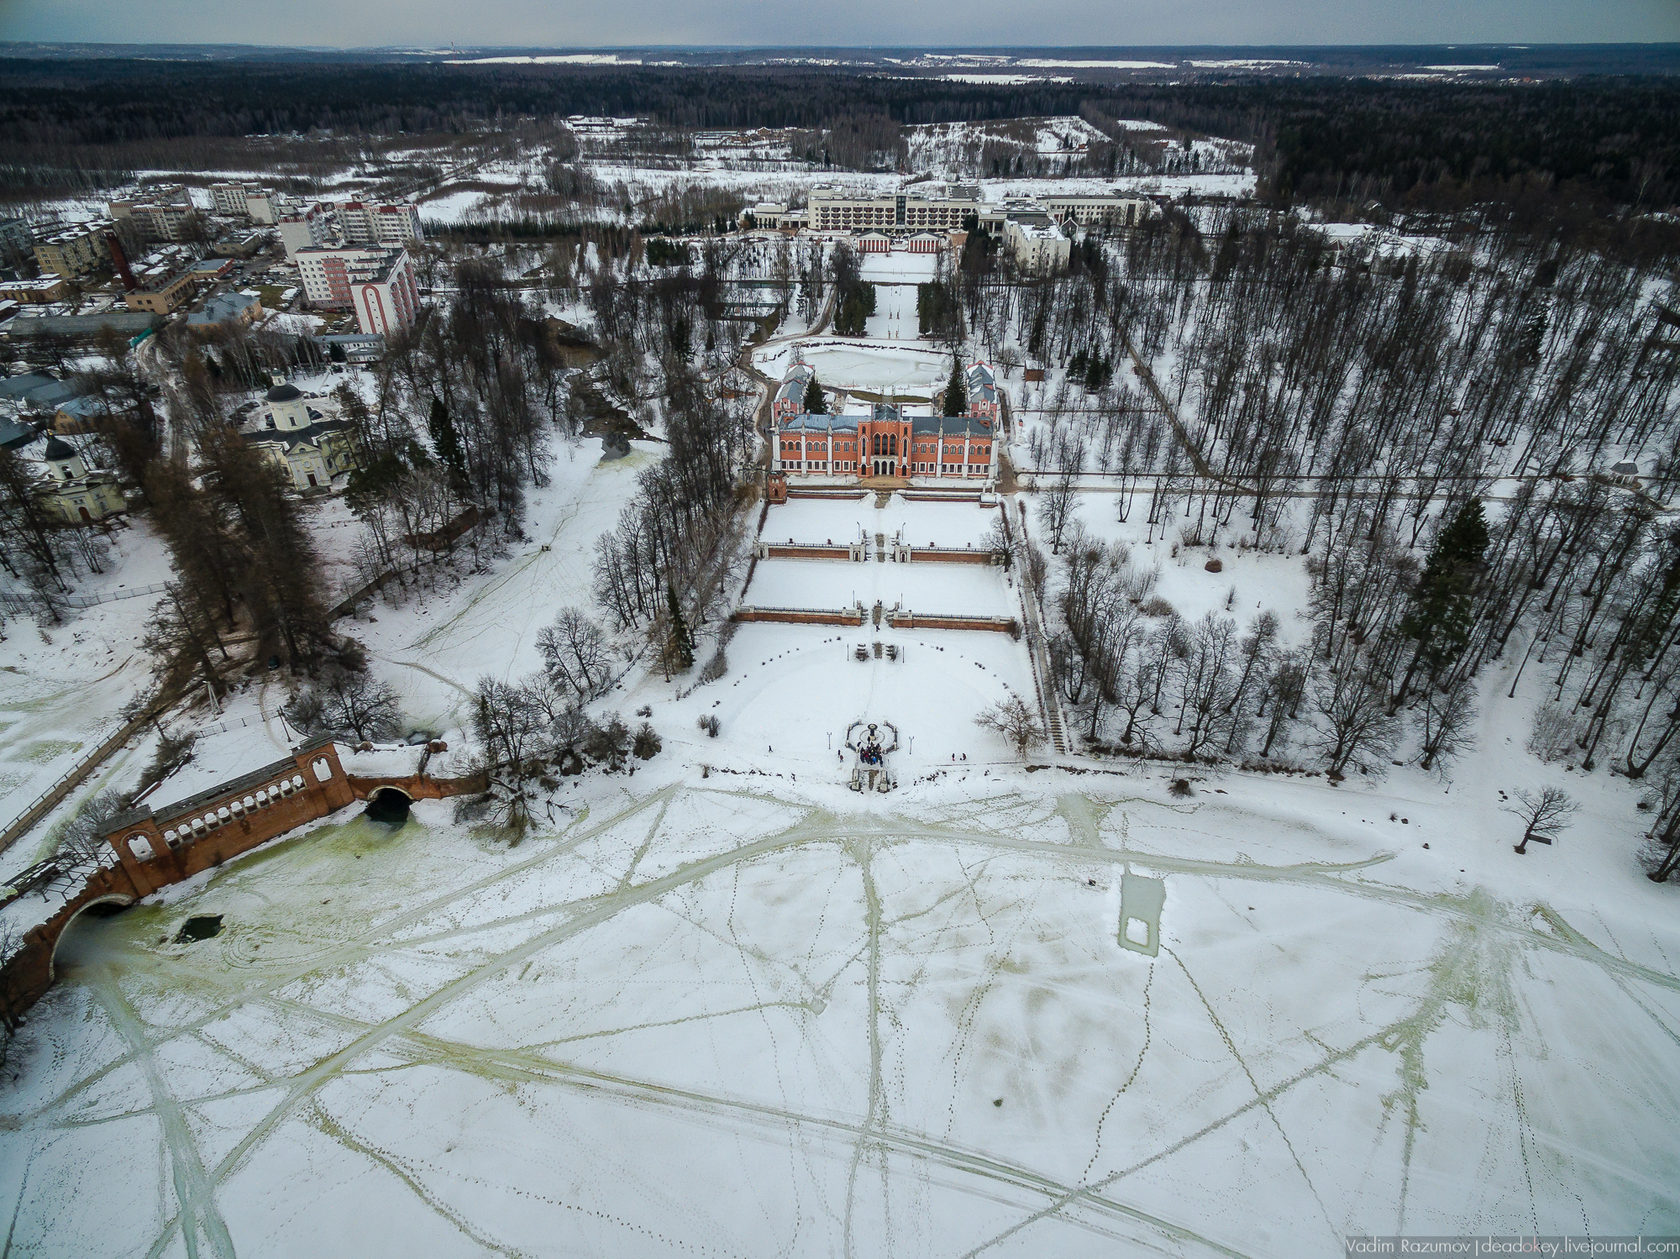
[6,772,1677,1255]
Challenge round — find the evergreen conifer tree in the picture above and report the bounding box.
[943,355,968,417]
[428,396,469,493]
[802,374,826,414]
[665,582,695,672]
[1399,499,1490,695]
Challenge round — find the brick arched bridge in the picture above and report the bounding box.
[1,738,484,1024]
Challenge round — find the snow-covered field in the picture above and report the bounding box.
[7,754,1677,1256]
[746,557,1016,621]
[4,201,1679,1255]
[693,622,1033,767]
[1063,493,1316,645]
[759,342,950,400]
[860,252,938,342]
[764,495,998,549]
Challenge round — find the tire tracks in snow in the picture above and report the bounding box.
[89,970,236,1259]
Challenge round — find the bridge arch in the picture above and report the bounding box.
[363,785,414,824]
[47,894,136,979]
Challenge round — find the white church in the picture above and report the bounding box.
[242,381,360,491]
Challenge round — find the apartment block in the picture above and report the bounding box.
[336,201,424,247]
[807,184,982,234]
[294,245,420,337]
[278,204,337,261]
[109,186,198,242]
[1037,195,1153,228]
[33,222,112,279]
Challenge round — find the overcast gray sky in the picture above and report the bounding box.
[1,0,1676,49]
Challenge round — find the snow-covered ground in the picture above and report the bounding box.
[764,494,998,550]
[1063,493,1316,646]
[353,439,653,734]
[746,557,1016,621]
[3,211,1678,1255]
[860,252,938,342]
[758,341,950,400]
[0,522,177,867]
[6,753,1676,1255]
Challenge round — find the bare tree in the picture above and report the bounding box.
[56,788,129,873]
[983,513,1015,569]
[1035,427,1084,554]
[1416,678,1478,774]
[537,607,612,701]
[1311,670,1400,778]
[322,670,403,742]
[1506,787,1577,854]
[976,695,1045,758]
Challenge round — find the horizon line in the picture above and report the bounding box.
[3,39,1679,53]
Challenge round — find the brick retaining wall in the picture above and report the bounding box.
[763,544,854,561]
[732,607,866,627]
[907,548,997,565]
[889,612,1020,634]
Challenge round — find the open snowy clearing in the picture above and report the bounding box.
[0,522,178,864]
[859,254,940,286]
[757,342,951,399]
[745,557,1018,621]
[1063,494,1317,646]
[763,495,999,550]
[5,761,1676,1256]
[684,622,1034,768]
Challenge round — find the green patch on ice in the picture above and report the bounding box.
[16,738,83,764]
[1377,887,1523,1229]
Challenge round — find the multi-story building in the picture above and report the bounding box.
[770,184,1152,241]
[1003,215,1071,271]
[0,277,71,304]
[776,403,997,482]
[124,270,198,314]
[210,182,260,217]
[776,409,998,483]
[33,222,112,279]
[144,201,198,242]
[1037,195,1153,229]
[278,205,337,261]
[346,249,421,338]
[294,245,420,337]
[807,184,983,234]
[209,182,282,222]
[336,201,424,247]
[770,358,1002,483]
[109,187,198,243]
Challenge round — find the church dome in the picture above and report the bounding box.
[265,382,303,403]
[43,436,76,462]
